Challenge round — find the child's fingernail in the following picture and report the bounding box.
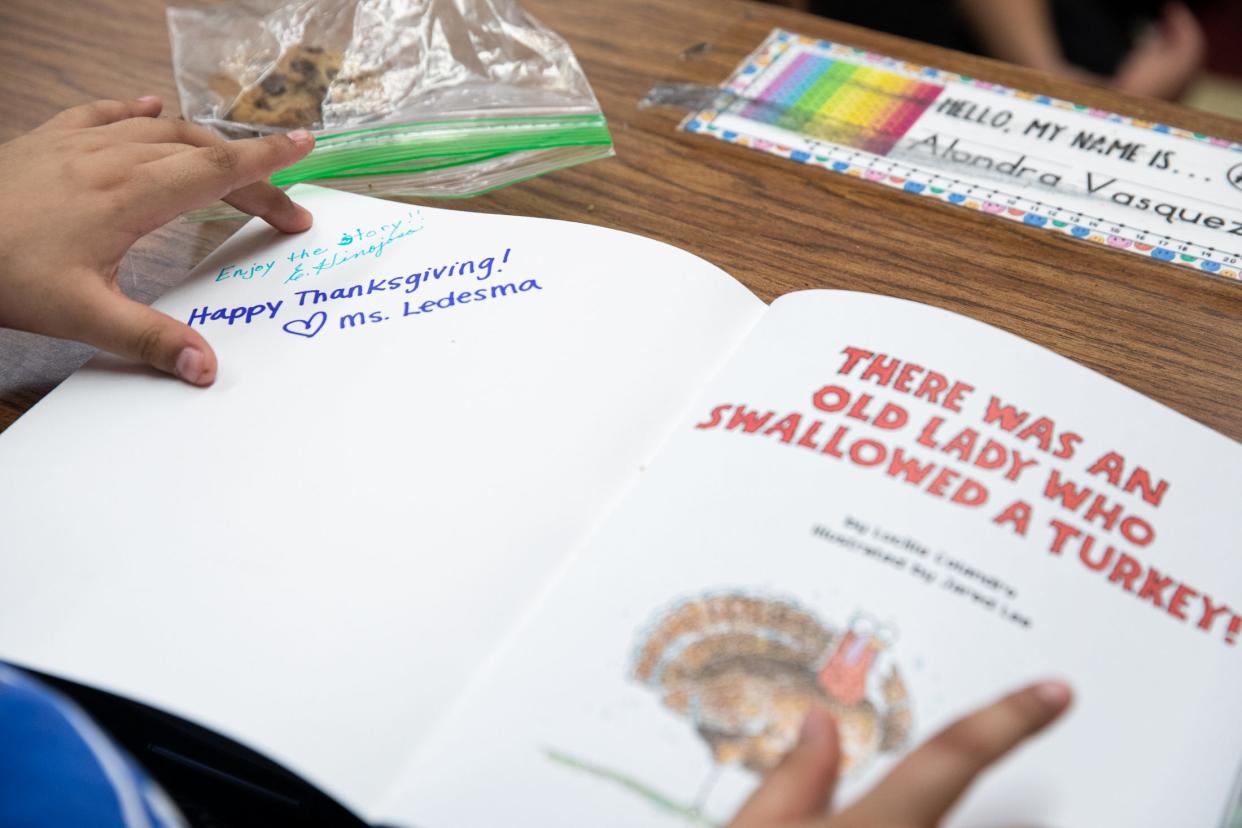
[137,95,160,104]
[175,346,205,384]
[1032,680,1073,708]
[798,706,834,746]
[287,129,313,145]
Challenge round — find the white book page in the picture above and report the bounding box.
[382,290,1242,828]
[0,185,764,819]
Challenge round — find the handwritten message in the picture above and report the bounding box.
[188,242,544,340]
[212,211,425,287]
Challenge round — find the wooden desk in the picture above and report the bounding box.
[1,0,1240,440]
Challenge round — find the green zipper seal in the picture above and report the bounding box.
[271,113,612,185]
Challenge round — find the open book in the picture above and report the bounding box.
[0,186,1238,827]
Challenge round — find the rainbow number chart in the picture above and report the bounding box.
[735,52,942,156]
[686,30,1242,282]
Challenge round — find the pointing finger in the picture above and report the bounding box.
[223,180,313,234]
[97,119,313,232]
[841,680,1072,827]
[133,130,315,230]
[729,705,841,827]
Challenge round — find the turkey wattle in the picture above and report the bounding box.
[632,593,912,776]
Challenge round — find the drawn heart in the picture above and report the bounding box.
[283,311,328,339]
[982,202,1004,214]
[947,193,967,204]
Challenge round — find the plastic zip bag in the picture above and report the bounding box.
[167,0,613,216]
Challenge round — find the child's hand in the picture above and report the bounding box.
[0,96,315,386]
[728,680,1072,828]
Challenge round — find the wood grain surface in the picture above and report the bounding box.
[1,0,1240,440]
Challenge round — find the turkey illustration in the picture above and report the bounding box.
[632,593,912,807]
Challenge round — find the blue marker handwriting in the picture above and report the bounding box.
[326,278,544,335]
[399,280,542,318]
[184,244,542,340]
[188,300,283,328]
[292,248,512,307]
[282,311,328,339]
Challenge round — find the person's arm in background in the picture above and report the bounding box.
[1111,3,1205,101]
[0,97,315,387]
[955,0,1204,100]
[955,0,1068,74]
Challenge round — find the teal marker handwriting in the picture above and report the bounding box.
[283,213,423,284]
[216,261,276,282]
[210,211,424,287]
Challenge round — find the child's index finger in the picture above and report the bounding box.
[133,130,315,227]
